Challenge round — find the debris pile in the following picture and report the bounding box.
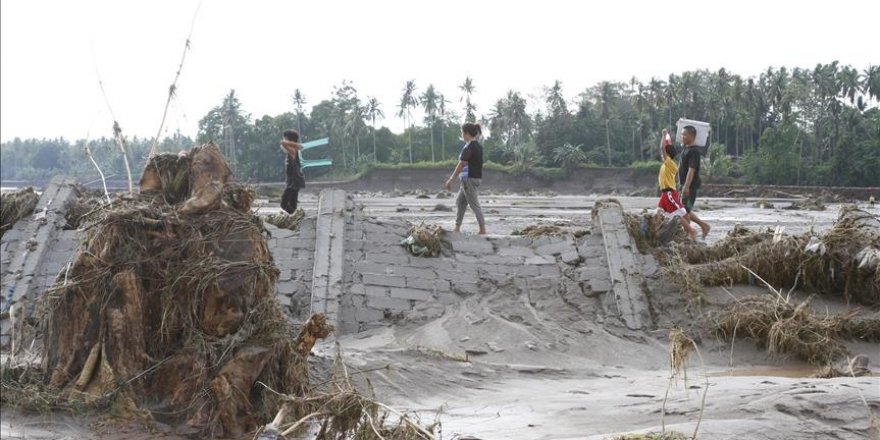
[265,208,305,231]
[16,144,331,437]
[665,207,880,306]
[401,222,445,257]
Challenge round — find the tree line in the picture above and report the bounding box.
[2,62,878,187]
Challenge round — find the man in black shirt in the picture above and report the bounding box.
[679,125,710,239]
[279,129,305,214]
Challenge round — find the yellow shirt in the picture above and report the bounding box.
[659,155,677,190]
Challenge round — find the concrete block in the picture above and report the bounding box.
[354,262,391,275]
[437,270,478,284]
[355,307,385,323]
[349,283,366,295]
[277,281,297,295]
[452,282,482,296]
[561,250,581,265]
[577,244,604,259]
[389,287,433,301]
[539,265,561,278]
[496,247,536,258]
[406,258,454,269]
[534,240,575,256]
[406,277,436,290]
[365,285,388,297]
[434,279,451,292]
[482,254,523,265]
[528,277,555,291]
[577,267,609,282]
[362,273,406,288]
[370,253,411,265]
[507,237,533,247]
[512,265,541,276]
[366,296,412,312]
[524,256,555,266]
[453,254,483,264]
[435,292,459,305]
[451,240,494,255]
[590,278,612,293]
[394,267,437,279]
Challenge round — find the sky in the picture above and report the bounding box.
[1,0,879,143]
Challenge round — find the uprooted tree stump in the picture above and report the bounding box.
[39,143,333,437]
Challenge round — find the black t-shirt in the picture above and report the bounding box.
[459,141,483,179]
[285,151,306,190]
[678,146,701,189]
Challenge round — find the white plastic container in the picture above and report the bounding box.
[675,118,711,147]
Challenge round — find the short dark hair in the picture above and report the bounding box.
[282,129,299,142]
[461,123,482,138]
[683,125,697,137]
[664,144,677,159]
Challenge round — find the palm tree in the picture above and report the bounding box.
[398,80,418,163]
[421,85,439,161]
[545,80,568,117]
[365,97,384,160]
[488,99,507,145]
[864,65,880,103]
[553,143,586,175]
[595,82,618,166]
[504,90,531,148]
[460,76,476,123]
[345,98,366,162]
[438,93,450,158]
[292,89,307,136]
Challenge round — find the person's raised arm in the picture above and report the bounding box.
[280,140,302,157]
[659,128,668,160]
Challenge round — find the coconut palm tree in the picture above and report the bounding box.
[438,93,450,158]
[365,97,384,160]
[292,89,306,136]
[398,80,418,163]
[460,76,476,123]
[594,81,618,166]
[545,80,568,117]
[864,65,880,103]
[421,85,439,161]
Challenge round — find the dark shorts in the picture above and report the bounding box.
[281,187,299,214]
[682,187,698,213]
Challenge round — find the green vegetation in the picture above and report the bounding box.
[2,62,878,187]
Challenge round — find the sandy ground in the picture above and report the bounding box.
[2,194,878,439]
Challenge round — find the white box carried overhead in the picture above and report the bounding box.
[675,118,711,147]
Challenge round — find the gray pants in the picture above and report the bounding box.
[455,178,485,227]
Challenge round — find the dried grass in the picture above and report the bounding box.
[609,433,688,440]
[666,207,880,306]
[668,328,695,380]
[1,187,40,238]
[512,224,569,238]
[256,349,437,440]
[710,295,864,365]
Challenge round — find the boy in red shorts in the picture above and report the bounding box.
[656,129,696,241]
